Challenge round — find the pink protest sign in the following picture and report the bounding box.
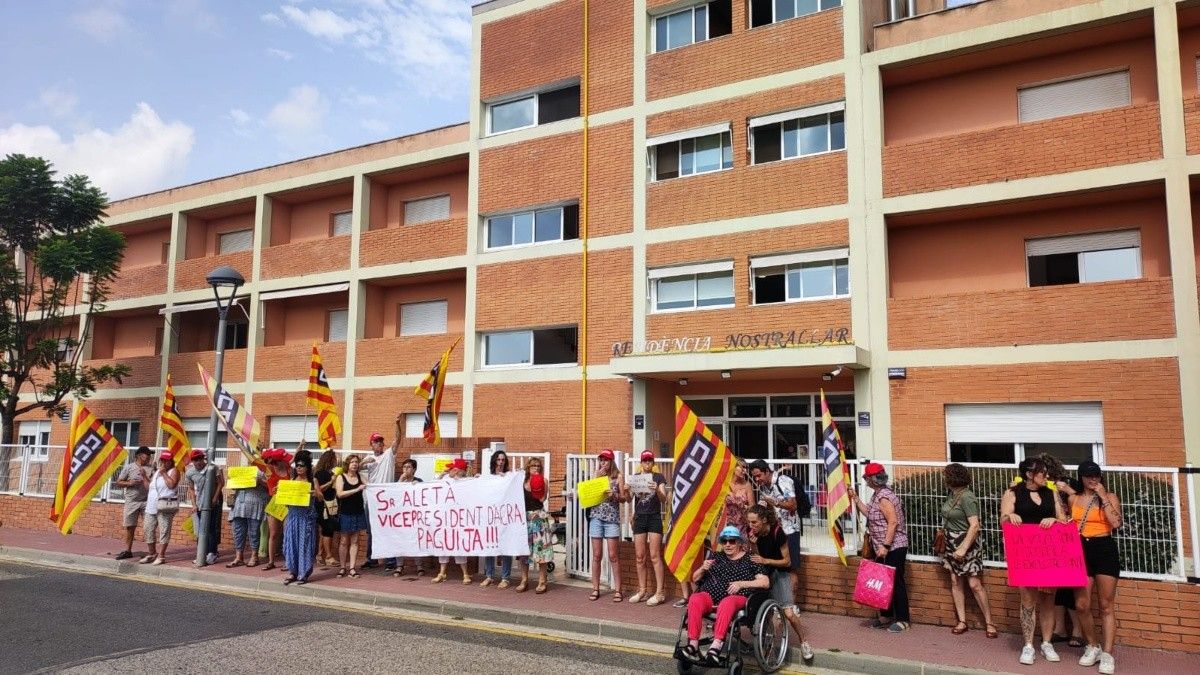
[1002,522,1087,587]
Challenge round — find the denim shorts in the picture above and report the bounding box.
[588,517,621,539]
[339,512,368,533]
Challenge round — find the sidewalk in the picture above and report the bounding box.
[1,526,1195,675]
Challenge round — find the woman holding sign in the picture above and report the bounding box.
[1000,457,1069,666]
[283,450,318,585]
[1069,461,1122,675]
[226,464,269,568]
[629,450,667,606]
[586,449,627,602]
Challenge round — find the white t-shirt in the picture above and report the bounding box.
[365,448,395,484]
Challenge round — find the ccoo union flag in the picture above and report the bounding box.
[51,404,128,534]
[663,397,735,581]
[306,344,341,448]
[820,388,852,565]
[198,363,261,462]
[413,337,459,445]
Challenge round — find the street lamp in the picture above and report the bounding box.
[195,265,244,567]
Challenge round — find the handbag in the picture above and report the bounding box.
[853,559,896,610]
[860,535,873,559]
[156,497,180,514]
[933,528,947,557]
[323,498,339,518]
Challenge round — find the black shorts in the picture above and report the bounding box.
[632,512,663,535]
[1082,535,1121,579]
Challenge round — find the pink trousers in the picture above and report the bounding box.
[687,591,748,641]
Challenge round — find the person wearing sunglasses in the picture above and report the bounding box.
[680,525,770,666]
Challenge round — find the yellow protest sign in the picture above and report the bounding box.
[182,515,196,539]
[577,476,611,509]
[275,479,312,507]
[227,466,258,489]
[265,495,287,521]
[434,458,450,474]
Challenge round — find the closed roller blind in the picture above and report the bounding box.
[404,195,451,225]
[269,415,308,445]
[1025,229,1139,257]
[218,229,253,254]
[400,300,448,336]
[327,309,348,342]
[1018,71,1131,123]
[331,211,352,236]
[404,412,458,439]
[945,403,1103,444]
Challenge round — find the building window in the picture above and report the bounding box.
[404,195,451,225]
[649,261,735,312]
[404,412,458,439]
[750,103,845,164]
[482,327,578,367]
[18,420,51,462]
[751,248,849,304]
[218,229,253,254]
[330,211,352,237]
[945,403,1103,465]
[183,418,229,460]
[1026,230,1140,287]
[400,300,448,336]
[267,415,308,451]
[750,0,841,28]
[326,308,349,343]
[225,321,249,349]
[486,204,579,249]
[1017,70,1131,123]
[160,242,171,264]
[105,420,141,448]
[486,83,581,135]
[648,126,733,182]
[653,1,732,53]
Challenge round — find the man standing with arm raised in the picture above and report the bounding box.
[360,413,401,570]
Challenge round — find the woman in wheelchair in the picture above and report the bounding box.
[681,525,771,665]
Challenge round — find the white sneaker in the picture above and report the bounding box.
[1079,645,1102,667]
[1098,652,1115,674]
[1020,645,1035,665]
[1041,642,1061,663]
[205,552,216,565]
[799,641,815,663]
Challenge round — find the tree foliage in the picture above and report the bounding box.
[0,154,130,447]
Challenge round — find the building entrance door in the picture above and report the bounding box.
[728,422,768,460]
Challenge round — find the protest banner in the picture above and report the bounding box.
[577,476,611,508]
[1001,522,1087,587]
[276,479,312,506]
[366,471,530,558]
[626,473,654,497]
[227,466,257,489]
[264,496,287,521]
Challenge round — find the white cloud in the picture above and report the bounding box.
[261,12,283,26]
[280,5,359,41]
[227,108,255,138]
[266,47,295,60]
[38,87,79,119]
[265,85,329,147]
[71,5,131,42]
[0,103,194,200]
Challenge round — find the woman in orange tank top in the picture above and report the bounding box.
[1069,461,1123,675]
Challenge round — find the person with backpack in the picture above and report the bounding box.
[749,459,804,588]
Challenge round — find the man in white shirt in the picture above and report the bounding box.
[360,413,401,569]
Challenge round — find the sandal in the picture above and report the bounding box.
[952,621,969,635]
[392,570,403,578]
[702,649,723,666]
[680,645,701,663]
[337,568,347,578]
[284,576,297,585]
[985,624,999,639]
[887,621,910,633]
[296,578,309,586]
[225,560,245,568]
[515,579,528,593]
[247,559,260,568]
[612,591,624,603]
[348,570,361,578]
[262,563,277,571]
[535,582,547,594]
[647,594,665,607]
[588,589,600,601]
[1068,637,1086,649]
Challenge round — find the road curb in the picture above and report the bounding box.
[0,545,1003,675]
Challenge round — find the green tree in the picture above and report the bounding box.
[0,154,130,487]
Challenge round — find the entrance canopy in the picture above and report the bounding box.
[609,343,869,381]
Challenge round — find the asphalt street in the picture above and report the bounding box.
[0,561,678,674]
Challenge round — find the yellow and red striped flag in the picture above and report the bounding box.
[306,344,341,448]
[198,363,261,462]
[664,397,735,581]
[413,337,459,445]
[50,404,128,534]
[820,388,852,565]
[160,375,192,472]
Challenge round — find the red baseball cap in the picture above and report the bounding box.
[369,433,385,443]
[598,449,615,461]
[450,458,468,471]
[189,449,206,461]
[640,451,655,462]
[158,451,174,462]
[863,462,886,478]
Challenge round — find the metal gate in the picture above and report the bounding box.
[564,451,626,581]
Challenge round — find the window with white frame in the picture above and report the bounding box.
[400,300,448,336]
[648,124,733,181]
[268,415,308,451]
[218,229,253,254]
[750,0,841,28]
[331,211,352,237]
[404,412,459,439]
[1017,70,1131,123]
[649,261,735,312]
[486,204,579,249]
[105,420,141,448]
[946,403,1103,466]
[18,420,51,462]
[482,327,578,367]
[182,418,229,463]
[750,102,845,164]
[326,308,349,342]
[486,83,581,135]
[653,1,732,53]
[1026,230,1140,287]
[404,195,451,225]
[751,248,849,304]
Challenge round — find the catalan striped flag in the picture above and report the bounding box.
[306,344,341,448]
[198,363,261,462]
[820,388,852,565]
[50,404,128,535]
[664,396,735,581]
[160,375,192,472]
[413,337,459,445]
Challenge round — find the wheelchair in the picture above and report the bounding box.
[671,591,789,675]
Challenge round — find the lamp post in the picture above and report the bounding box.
[195,265,244,567]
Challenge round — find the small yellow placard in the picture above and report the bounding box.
[265,496,287,521]
[275,479,312,507]
[227,466,258,489]
[182,515,196,539]
[434,458,451,474]
[577,476,611,509]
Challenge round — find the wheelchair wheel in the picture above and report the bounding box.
[726,660,742,675]
[753,600,789,673]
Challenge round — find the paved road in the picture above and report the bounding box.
[0,562,679,674]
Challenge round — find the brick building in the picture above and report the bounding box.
[7,0,1200,652]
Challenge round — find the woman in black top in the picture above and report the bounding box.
[1000,457,1068,667]
[334,454,368,579]
[313,449,340,568]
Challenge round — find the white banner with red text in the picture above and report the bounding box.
[365,471,530,558]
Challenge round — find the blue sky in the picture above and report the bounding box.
[0,1,473,201]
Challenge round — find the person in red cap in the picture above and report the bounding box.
[518,456,553,594]
[629,450,668,606]
[185,449,225,565]
[141,450,182,565]
[360,413,401,571]
[583,449,627,602]
[431,458,473,584]
[848,461,912,633]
